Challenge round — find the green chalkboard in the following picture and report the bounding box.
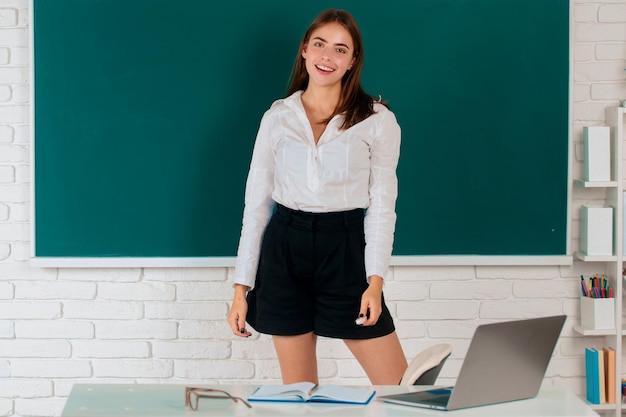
[33,0,570,259]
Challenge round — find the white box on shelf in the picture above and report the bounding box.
[583,126,611,182]
[580,296,615,330]
[580,205,613,256]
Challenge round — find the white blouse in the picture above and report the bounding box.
[233,91,401,289]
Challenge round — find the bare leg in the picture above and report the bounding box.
[344,331,407,385]
[272,332,319,384]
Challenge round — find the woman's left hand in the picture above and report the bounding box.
[357,275,384,326]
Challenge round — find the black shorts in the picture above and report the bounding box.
[246,203,396,339]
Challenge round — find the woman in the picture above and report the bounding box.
[227,8,407,385]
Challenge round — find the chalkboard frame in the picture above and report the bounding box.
[30,0,573,267]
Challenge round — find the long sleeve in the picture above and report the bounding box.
[364,109,401,280]
[232,112,276,289]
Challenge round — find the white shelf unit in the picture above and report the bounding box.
[574,107,625,417]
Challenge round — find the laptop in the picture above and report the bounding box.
[378,315,566,411]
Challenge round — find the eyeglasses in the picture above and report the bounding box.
[185,387,252,410]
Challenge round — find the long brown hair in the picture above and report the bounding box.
[286,9,381,130]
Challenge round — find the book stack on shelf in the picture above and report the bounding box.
[585,347,616,404]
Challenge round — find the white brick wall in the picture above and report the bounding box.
[0,0,624,416]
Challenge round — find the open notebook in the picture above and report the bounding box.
[379,315,566,411]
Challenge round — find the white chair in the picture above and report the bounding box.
[399,343,452,386]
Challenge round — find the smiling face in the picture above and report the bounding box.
[302,22,356,90]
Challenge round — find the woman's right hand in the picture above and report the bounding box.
[228,284,252,337]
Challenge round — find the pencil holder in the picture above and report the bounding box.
[580,296,615,330]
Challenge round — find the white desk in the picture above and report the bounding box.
[61,384,599,417]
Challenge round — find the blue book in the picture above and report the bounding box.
[248,382,375,404]
[585,348,600,404]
